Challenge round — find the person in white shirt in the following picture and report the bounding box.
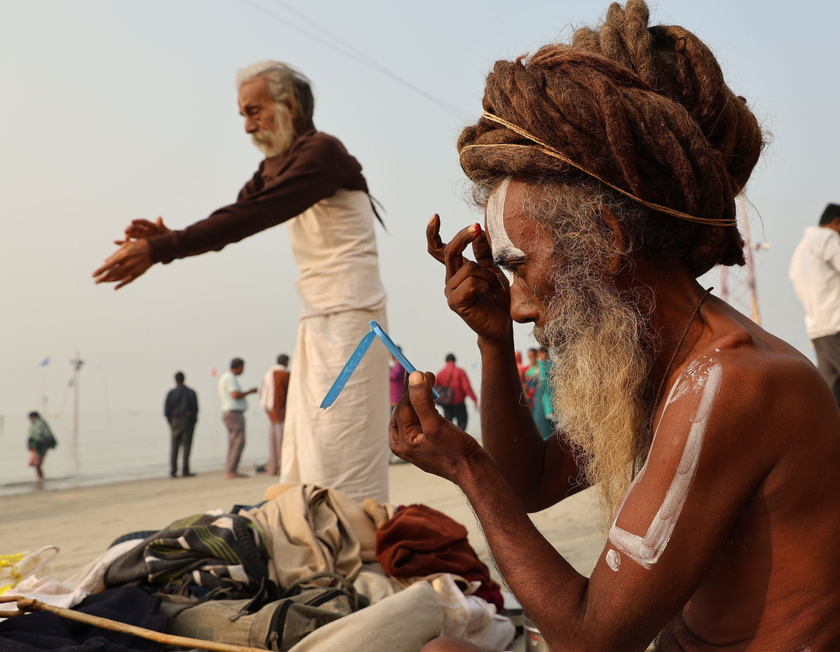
[789,203,840,405]
[218,357,257,478]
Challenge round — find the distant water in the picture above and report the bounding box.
[0,408,271,496]
[0,403,483,496]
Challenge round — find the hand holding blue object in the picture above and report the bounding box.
[320,321,438,409]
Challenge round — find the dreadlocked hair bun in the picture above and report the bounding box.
[458,0,765,276]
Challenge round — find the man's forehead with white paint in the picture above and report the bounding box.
[485,176,526,264]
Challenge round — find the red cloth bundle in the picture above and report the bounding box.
[375,504,503,609]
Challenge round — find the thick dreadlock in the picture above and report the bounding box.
[458,0,765,277]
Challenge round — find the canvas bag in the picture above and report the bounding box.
[166,572,368,651]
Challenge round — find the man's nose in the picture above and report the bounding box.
[244,117,258,133]
[509,284,540,325]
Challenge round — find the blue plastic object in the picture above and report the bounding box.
[319,330,375,409]
[320,321,438,409]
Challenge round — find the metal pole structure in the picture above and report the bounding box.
[739,195,762,326]
[719,195,765,325]
[38,363,49,415]
[70,351,84,471]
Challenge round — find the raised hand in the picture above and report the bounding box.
[390,370,486,482]
[123,217,170,241]
[426,214,512,343]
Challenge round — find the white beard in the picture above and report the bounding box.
[534,267,652,524]
[251,103,296,157]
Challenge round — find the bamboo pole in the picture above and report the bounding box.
[0,595,265,652]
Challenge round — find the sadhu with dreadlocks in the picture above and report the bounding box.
[391,2,840,650]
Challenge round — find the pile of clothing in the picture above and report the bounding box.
[0,483,516,652]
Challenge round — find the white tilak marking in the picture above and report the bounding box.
[485,176,523,262]
[607,363,723,570]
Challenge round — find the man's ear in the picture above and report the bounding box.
[597,206,628,276]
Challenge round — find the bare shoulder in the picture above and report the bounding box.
[658,308,840,649]
[669,312,840,494]
[692,313,839,450]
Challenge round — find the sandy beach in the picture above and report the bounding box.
[1,463,605,648]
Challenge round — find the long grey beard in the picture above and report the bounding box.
[534,271,652,524]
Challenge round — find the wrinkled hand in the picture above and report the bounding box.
[426,214,511,342]
[94,217,168,289]
[390,370,487,483]
[92,239,153,289]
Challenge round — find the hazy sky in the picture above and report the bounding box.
[2,0,838,440]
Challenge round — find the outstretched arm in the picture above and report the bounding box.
[426,216,578,509]
[92,132,362,288]
[231,387,258,399]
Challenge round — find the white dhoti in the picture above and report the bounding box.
[281,306,390,503]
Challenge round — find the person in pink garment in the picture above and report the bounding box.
[389,351,407,413]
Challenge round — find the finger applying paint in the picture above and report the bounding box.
[443,223,482,279]
[470,224,495,268]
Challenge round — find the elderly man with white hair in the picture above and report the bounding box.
[94,61,389,503]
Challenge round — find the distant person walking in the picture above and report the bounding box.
[218,358,257,478]
[26,411,56,479]
[164,371,199,478]
[259,354,290,476]
[435,353,478,431]
[790,203,840,406]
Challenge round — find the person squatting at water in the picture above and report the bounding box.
[92,61,389,503]
[391,2,840,650]
[26,411,56,480]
